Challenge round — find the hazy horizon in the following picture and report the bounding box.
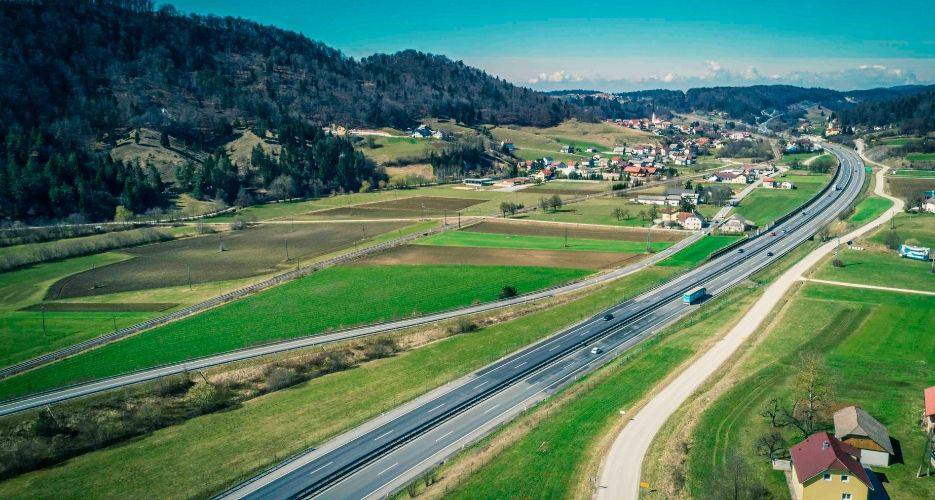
[168,0,935,93]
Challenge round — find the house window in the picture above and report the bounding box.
[842,494,852,500]
[823,473,832,481]
[841,475,849,483]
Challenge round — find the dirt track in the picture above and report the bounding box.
[464,219,684,242]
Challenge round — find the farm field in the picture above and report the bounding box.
[416,230,672,253]
[886,176,935,204]
[0,266,680,499]
[732,172,829,226]
[907,152,935,162]
[0,252,166,369]
[465,219,683,242]
[776,151,822,165]
[657,235,742,268]
[0,264,589,401]
[890,169,935,178]
[522,196,653,227]
[489,120,659,161]
[354,245,641,270]
[303,196,484,219]
[46,220,413,299]
[680,284,935,499]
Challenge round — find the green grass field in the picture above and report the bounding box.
[0,253,164,368]
[416,230,671,253]
[815,250,935,291]
[733,173,828,226]
[358,136,446,164]
[442,285,759,499]
[0,265,588,401]
[657,235,743,268]
[874,213,935,249]
[848,196,893,224]
[522,197,653,227]
[684,284,935,499]
[891,169,935,178]
[907,152,935,162]
[0,267,679,499]
[777,152,822,165]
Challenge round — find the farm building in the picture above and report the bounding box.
[789,432,874,500]
[924,386,935,434]
[463,177,494,186]
[833,406,895,467]
[720,214,755,234]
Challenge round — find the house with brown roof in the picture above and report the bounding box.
[924,386,935,433]
[790,431,873,500]
[833,406,895,467]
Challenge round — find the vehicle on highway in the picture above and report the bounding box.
[737,248,744,253]
[603,313,614,321]
[682,287,706,304]
[770,231,776,236]
[767,251,774,257]
[590,347,603,355]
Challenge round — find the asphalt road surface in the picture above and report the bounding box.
[222,144,864,499]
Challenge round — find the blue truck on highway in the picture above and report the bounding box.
[683,287,706,304]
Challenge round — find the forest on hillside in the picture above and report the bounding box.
[0,0,574,222]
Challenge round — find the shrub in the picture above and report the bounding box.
[447,317,479,335]
[883,230,901,250]
[832,258,844,268]
[498,285,518,299]
[266,367,301,391]
[321,351,355,373]
[151,373,194,397]
[364,338,399,360]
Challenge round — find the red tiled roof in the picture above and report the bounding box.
[623,165,642,174]
[925,386,935,417]
[790,432,872,489]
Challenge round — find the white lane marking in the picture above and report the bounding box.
[373,430,394,441]
[435,430,454,442]
[474,381,489,390]
[514,361,527,369]
[549,344,561,351]
[427,403,444,413]
[483,404,501,415]
[377,462,399,476]
[307,461,333,476]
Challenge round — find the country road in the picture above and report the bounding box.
[595,145,901,500]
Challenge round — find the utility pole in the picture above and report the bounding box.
[187,263,192,290]
[284,238,289,261]
[218,234,223,252]
[458,211,461,229]
[564,227,569,248]
[40,303,47,337]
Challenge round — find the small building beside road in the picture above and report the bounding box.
[833,406,895,467]
[720,214,755,234]
[789,431,874,500]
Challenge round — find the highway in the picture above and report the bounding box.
[222,144,864,499]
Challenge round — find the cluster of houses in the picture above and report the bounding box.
[704,164,776,185]
[783,386,935,500]
[785,138,823,154]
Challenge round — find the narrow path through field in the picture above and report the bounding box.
[800,278,935,296]
[595,146,903,500]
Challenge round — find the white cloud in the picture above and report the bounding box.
[526,63,924,92]
[527,70,584,84]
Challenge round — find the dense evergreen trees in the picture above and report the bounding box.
[839,91,935,134]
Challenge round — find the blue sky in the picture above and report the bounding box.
[169,0,935,91]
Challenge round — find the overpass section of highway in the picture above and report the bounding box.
[221,144,864,499]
